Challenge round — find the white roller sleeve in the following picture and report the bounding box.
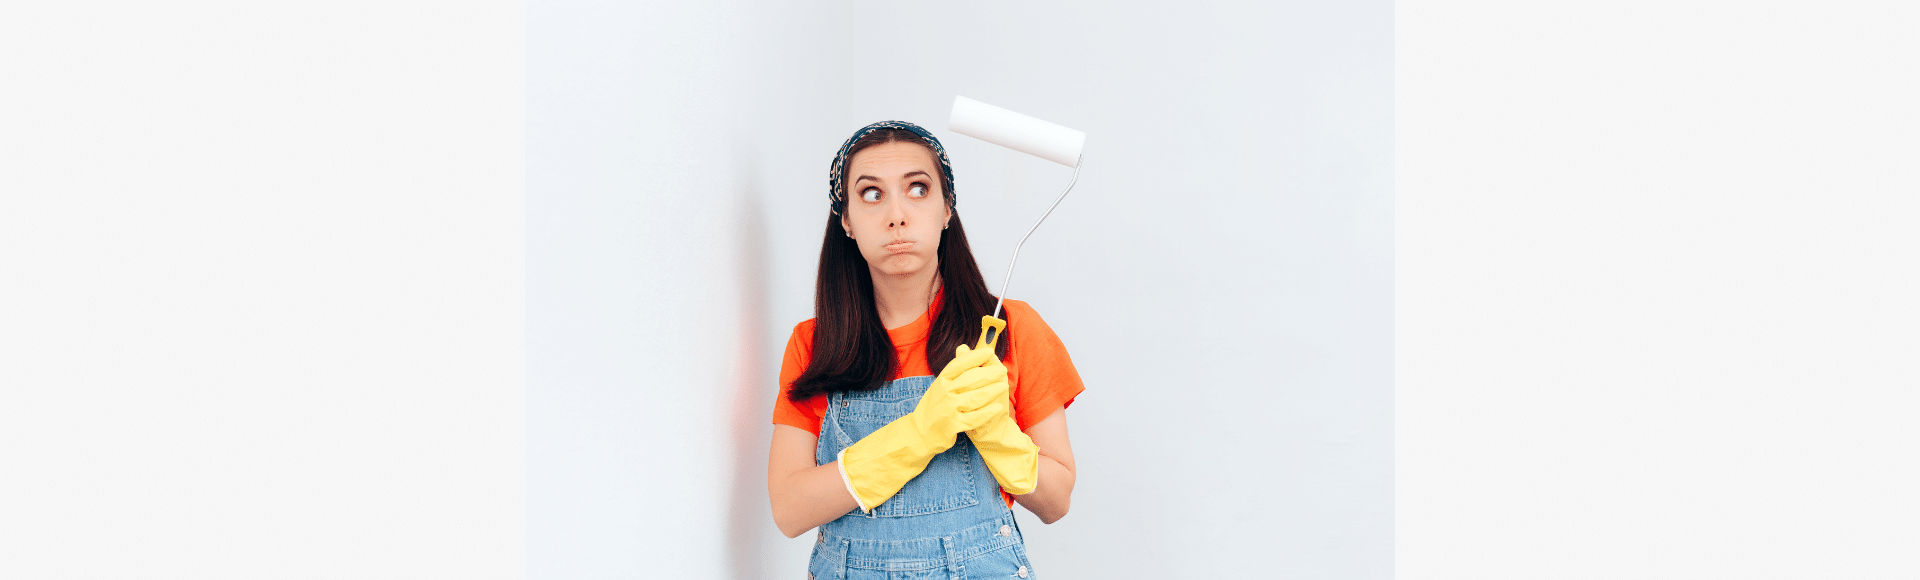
[948,95,1085,168]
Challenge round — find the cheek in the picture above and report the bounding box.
[914,204,947,226]
[846,217,875,236]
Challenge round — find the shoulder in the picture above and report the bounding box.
[1000,300,1073,361]
[790,318,817,338]
[1001,300,1061,341]
[788,318,817,343]
[782,318,818,358]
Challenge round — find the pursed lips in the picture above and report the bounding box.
[884,241,915,253]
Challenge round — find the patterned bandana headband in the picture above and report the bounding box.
[827,120,957,215]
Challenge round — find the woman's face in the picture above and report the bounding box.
[841,140,952,280]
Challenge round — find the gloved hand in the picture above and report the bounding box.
[962,346,1041,496]
[837,344,1009,512]
[956,315,1040,495]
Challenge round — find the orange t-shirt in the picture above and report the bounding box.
[772,297,1084,454]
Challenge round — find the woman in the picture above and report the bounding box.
[768,121,1084,579]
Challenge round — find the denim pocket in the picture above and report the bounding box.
[870,436,981,517]
[807,538,841,580]
[845,397,915,421]
[959,542,1033,580]
[827,378,984,518]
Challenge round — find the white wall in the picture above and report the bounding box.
[526,2,849,578]
[1,4,526,579]
[1397,2,1920,578]
[528,1,1392,578]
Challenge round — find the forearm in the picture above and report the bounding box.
[1012,452,1074,524]
[768,425,860,538]
[999,410,1076,524]
[768,460,860,538]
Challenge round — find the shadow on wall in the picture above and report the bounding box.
[723,153,775,579]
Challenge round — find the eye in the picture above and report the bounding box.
[908,184,928,198]
[860,187,881,202]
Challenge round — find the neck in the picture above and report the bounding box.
[870,263,940,330]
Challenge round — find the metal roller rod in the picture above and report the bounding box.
[993,155,1083,321]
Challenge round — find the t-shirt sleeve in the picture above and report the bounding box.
[1004,301,1085,432]
[771,320,825,436]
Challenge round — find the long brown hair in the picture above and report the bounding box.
[787,133,1010,401]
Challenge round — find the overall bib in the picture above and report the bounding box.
[811,375,1036,580]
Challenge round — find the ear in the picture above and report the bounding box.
[840,214,852,238]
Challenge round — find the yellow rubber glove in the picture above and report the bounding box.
[962,316,1042,496]
[966,392,1040,495]
[837,345,1009,512]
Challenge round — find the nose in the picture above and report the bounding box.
[884,190,908,228]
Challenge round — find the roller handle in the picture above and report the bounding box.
[974,315,1007,353]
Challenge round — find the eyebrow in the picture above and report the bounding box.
[853,170,933,184]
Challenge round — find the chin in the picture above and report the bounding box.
[875,255,930,277]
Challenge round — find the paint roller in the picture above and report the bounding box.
[946,95,1086,351]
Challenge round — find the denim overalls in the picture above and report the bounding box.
[811,375,1036,580]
